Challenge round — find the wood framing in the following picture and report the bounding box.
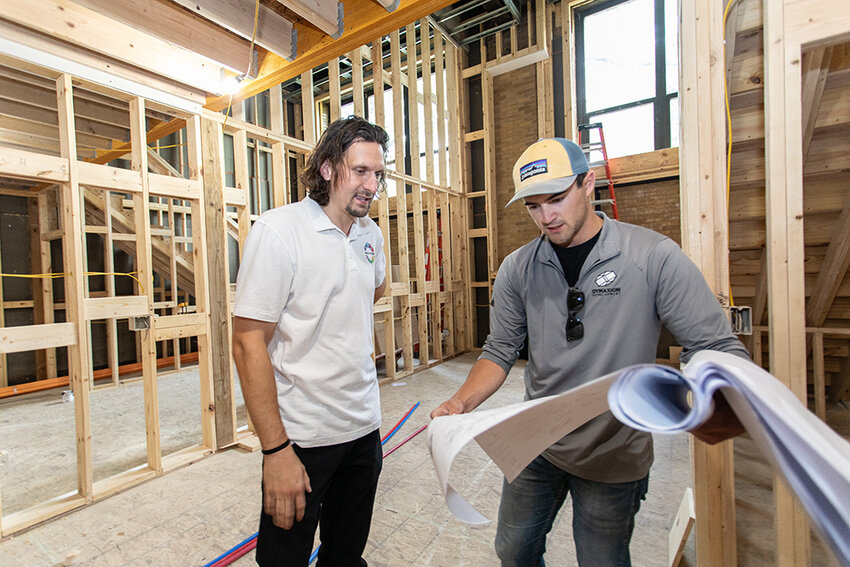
[206,0,457,110]
[201,115,236,449]
[0,8,470,536]
[763,0,850,564]
[678,2,738,562]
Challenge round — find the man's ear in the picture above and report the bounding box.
[320,160,332,182]
[583,170,596,195]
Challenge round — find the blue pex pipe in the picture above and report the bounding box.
[202,532,257,567]
[309,545,320,564]
[382,402,420,446]
[207,402,421,567]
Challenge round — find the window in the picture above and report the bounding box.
[574,0,678,159]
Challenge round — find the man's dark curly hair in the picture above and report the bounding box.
[301,116,390,206]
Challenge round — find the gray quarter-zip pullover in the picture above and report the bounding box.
[480,213,750,482]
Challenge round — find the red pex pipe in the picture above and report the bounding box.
[382,424,428,459]
[210,537,256,567]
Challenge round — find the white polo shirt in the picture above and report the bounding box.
[233,197,386,447]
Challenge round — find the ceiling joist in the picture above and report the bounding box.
[0,0,223,94]
[170,0,295,64]
[206,0,455,110]
[277,0,341,37]
[71,0,253,73]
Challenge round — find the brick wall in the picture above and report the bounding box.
[493,66,542,264]
[615,178,681,245]
[491,67,682,266]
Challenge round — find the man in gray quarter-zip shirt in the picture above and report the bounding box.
[431,138,750,567]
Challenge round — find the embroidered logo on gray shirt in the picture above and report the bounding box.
[595,270,617,287]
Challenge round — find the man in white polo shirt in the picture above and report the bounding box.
[232,116,389,567]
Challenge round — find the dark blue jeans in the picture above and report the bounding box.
[495,455,649,567]
[256,429,382,567]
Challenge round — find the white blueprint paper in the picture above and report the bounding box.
[426,372,617,525]
[608,350,850,567]
[428,350,850,567]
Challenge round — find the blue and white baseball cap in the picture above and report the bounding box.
[507,138,589,207]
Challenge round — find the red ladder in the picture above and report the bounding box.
[577,122,619,220]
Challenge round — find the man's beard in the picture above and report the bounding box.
[345,195,373,218]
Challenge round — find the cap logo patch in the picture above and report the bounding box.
[595,270,617,286]
[519,159,548,182]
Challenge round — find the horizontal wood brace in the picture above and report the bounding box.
[0,146,68,183]
[41,229,64,241]
[385,169,458,195]
[78,161,142,192]
[391,282,410,295]
[224,186,247,206]
[373,296,393,313]
[207,110,313,153]
[2,300,35,309]
[154,323,207,341]
[84,295,148,320]
[148,173,200,200]
[0,322,76,353]
[154,313,207,330]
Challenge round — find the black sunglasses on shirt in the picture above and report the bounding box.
[566,287,585,342]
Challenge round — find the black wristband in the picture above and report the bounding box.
[261,439,291,455]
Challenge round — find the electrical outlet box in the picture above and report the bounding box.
[129,316,151,331]
[729,306,752,335]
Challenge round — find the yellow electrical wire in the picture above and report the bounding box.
[1,271,146,293]
[148,143,186,151]
[723,0,739,308]
[223,0,261,129]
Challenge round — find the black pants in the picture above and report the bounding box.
[256,429,382,567]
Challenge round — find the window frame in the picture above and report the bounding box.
[574,0,676,152]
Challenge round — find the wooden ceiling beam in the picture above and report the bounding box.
[171,0,295,63]
[0,0,223,94]
[275,0,339,36]
[205,0,455,111]
[71,0,252,73]
[372,0,399,10]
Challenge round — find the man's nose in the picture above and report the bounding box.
[363,173,379,193]
[540,204,557,223]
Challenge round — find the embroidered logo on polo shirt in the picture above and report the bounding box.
[520,159,548,181]
[364,242,376,264]
[595,270,617,286]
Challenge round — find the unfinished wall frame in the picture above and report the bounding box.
[763,1,850,565]
[0,69,218,536]
[459,0,548,347]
